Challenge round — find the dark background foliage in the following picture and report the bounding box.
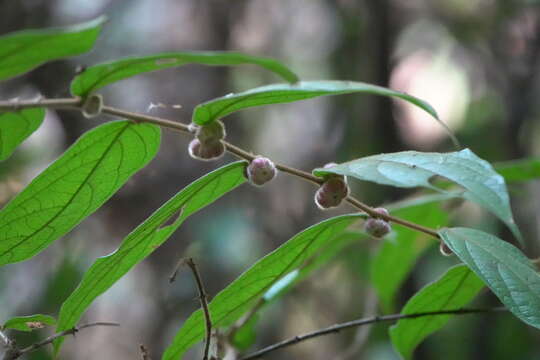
[1,0,539,359]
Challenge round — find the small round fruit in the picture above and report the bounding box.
[364,218,391,238]
[188,139,225,161]
[247,156,277,186]
[314,177,349,209]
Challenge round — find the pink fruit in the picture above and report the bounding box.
[247,156,277,186]
[314,177,349,209]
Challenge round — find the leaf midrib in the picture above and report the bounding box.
[0,123,129,260]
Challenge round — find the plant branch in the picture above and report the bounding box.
[185,258,213,360]
[0,98,81,111]
[0,96,441,239]
[2,322,119,360]
[238,307,507,360]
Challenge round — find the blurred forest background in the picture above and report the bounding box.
[1,0,540,359]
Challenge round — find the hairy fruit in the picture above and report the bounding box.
[247,156,277,186]
[188,138,225,161]
[364,207,391,238]
[314,177,349,209]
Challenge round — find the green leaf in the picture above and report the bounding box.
[440,227,540,329]
[494,157,540,183]
[0,108,45,161]
[390,265,484,360]
[0,17,105,81]
[4,314,56,332]
[54,162,246,355]
[71,52,299,97]
[314,148,522,245]
[192,80,455,144]
[162,214,361,360]
[371,196,449,312]
[0,121,160,266]
[263,231,362,303]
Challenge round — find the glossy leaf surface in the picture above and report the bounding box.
[71,51,299,96]
[0,17,105,81]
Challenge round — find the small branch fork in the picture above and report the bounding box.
[238,307,507,360]
[170,258,212,360]
[0,322,119,360]
[0,97,441,240]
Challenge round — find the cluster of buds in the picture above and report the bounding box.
[314,163,350,210]
[363,207,392,238]
[246,156,277,186]
[188,120,226,161]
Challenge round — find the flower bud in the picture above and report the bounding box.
[247,156,277,186]
[188,139,225,161]
[314,177,349,209]
[196,120,226,144]
[364,208,391,238]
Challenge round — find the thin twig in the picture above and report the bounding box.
[185,258,212,360]
[1,322,119,360]
[0,98,81,111]
[239,307,507,360]
[0,97,442,240]
[334,285,379,360]
[169,257,187,283]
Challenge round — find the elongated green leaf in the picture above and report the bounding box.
[263,231,362,302]
[0,108,45,160]
[192,81,455,144]
[0,17,105,81]
[54,162,246,354]
[371,196,449,312]
[314,149,522,244]
[230,231,362,352]
[440,227,540,329]
[0,121,160,266]
[71,52,299,96]
[390,265,484,360]
[494,157,540,183]
[3,314,56,331]
[163,214,361,360]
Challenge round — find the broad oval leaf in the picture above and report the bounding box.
[71,52,299,97]
[4,314,56,332]
[0,108,45,161]
[162,214,361,360]
[389,265,484,359]
[370,195,450,312]
[0,17,105,81]
[440,227,540,329]
[0,120,160,265]
[54,162,246,354]
[192,81,455,144]
[314,149,522,244]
